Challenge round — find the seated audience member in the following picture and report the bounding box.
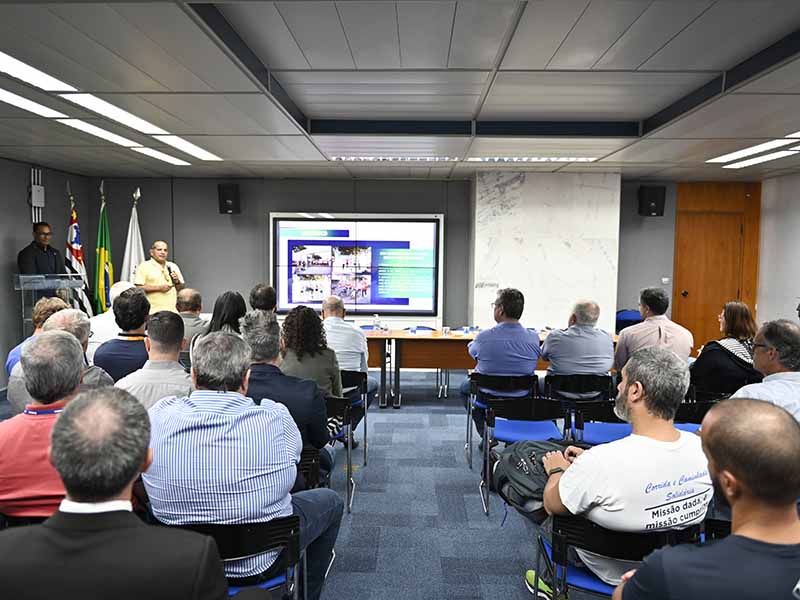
[177,288,209,341]
[614,288,693,371]
[532,347,712,587]
[614,398,800,600]
[86,281,135,363]
[94,288,150,382]
[144,332,343,600]
[459,287,541,437]
[5,296,68,376]
[250,283,277,312]
[730,319,800,421]
[115,311,192,409]
[322,295,378,397]
[690,301,762,397]
[0,387,228,600]
[281,305,343,397]
[241,310,334,477]
[8,309,113,414]
[541,300,613,395]
[189,290,247,357]
[0,331,82,517]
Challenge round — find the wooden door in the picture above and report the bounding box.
[673,211,744,348]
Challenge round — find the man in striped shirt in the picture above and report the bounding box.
[143,332,343,600]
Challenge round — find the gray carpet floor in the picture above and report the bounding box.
[324,370,542,600]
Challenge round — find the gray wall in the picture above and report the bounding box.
[90,178,472,327]
[617,181,677,314]
[758,174,800,322]
[0,157,91,386]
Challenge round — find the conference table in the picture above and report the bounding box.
[365,329,553,408]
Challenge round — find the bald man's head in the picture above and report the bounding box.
[702,398,800,506]
[322,295,345,318]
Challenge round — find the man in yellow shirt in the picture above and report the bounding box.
[134,241,184,313]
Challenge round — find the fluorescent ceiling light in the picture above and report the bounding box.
[153,135,222,161]
[706,140,796,163]
[330,156,457,162]
[0,88,67,118]
[466,157,596,163]
[57,119,139,147]
[722,150,798,169]
[60,93,168,135]
[132,147,190,166]
[318,213,335,219]
[298,212,316,219]
[0,50,76,92]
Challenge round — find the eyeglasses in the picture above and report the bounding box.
[752,343,770,351]
[35,231,52,237]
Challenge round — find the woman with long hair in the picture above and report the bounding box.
[189,291,246,360]
[280,305,342,397]
[690,301,762,398]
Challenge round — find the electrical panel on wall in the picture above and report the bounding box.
[29,167,44,222]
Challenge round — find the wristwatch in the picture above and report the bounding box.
[547,467,565,477]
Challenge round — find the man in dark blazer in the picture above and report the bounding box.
[0,387,227,600]
[240,309,334,477]
[17,221,66,276]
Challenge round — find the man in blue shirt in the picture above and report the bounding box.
[93,288,150,381]
[541,300,614,396]
[460,288,541,436]
[144,331,343,600]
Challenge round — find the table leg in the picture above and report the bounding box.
[393,339,402,409]
[378,339,388,409]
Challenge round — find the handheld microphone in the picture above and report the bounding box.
[166,264,175,286]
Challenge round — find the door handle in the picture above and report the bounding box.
[681,290,689,298]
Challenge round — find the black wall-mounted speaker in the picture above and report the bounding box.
[218,183,240,214]
[637,185,666,217]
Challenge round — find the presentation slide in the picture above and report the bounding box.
[273,218,440,315]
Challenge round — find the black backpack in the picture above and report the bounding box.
[492,439,589,523]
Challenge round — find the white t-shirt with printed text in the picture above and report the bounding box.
[558,430,712,585]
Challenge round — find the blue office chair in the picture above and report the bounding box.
[340,370,369,466]
[577,421,701,445]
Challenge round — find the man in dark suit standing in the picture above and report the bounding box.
[17,221,65,276]
[240,309,334,479]
[0,387,227,600]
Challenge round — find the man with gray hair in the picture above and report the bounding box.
[0,331,83,518]
[242,310,333,478]
[731,319,800,421]
[541,300,614,391]
[0,387,228,599]
[144,331,343,600]
[7,309,113,415]
[528,347,711,590]
[321,295,378,396]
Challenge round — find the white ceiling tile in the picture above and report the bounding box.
[218,3,310,70]
[448,1,518,68]
[502,0,589,70]
[337,2,401,69]
[181,135,325,161]
[397,1,455,68]
[314,135,470,158]
[641,1,800,71]
[469,137,631,158]
[482,71,712,120]
[734,55,800,94]
[594,1,713,70]
[274,2,355,69]
[548,0,650,70]
[111,3,259,92]
[600,138,778,164]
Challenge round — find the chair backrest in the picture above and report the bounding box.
[170,515,301,563]
[551,515,702,563]
[469,373,538,398]
[326,395,362,425]
[675,400,719,424]
[299,445,321,489]
[545,374,614,400]
[0,514,47,530]
[178,350,191,372]
[703,518,732,541]
[340,370,367,393]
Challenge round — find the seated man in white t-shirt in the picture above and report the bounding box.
[321,296,378,397]
[532,346,712,589]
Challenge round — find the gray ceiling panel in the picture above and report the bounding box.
[337,2,401,68]
[180,135,325,161]
[448,1,518,68]
[218,3,310,70]
[397,1,455,68]
[314,134,470,158]
[548,0,650,70]
[600,138,777,164]
[274,2,355,69]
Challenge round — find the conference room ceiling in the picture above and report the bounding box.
[1,1,800,181]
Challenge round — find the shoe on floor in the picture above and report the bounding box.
[524,570,553,599]
[339,434,359,450]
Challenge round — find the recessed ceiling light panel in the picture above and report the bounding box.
[722,150,798,169]
[466,157,596,163]
[132,147,191,166]
[330,156,457,162]
[0,88,67,118]
[57,119,140,147]
[60,93,168,135]
[706,140,796,163]
[0,51,76,92]
[153,135,222,161]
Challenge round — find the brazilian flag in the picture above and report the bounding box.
[94,199,114,313]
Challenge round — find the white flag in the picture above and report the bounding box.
[121,194,145,283]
